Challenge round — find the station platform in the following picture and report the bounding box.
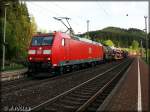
[98,57,149,112]
[0,68,27,81]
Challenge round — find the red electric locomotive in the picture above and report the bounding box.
[27,31,104,76]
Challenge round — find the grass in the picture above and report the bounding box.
[141,49,150,65]
[1,63,25,72]
[142,57,150,65]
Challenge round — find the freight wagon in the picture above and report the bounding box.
[103,45,114,61]
[112,49,125,60]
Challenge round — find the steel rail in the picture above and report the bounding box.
[31,59,130,111]
[2,60,118,95]
[76,60,131,111]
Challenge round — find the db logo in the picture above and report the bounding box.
[37,50,42,54]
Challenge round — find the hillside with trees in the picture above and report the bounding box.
[79,26,149,49]
[0,0,37,66]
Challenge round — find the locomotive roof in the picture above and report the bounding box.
[33,33,54,37]
[32,32,102,46]
[78,37,102,46]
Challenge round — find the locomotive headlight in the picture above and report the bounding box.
[28,50,36,54]
[29,57,32,60]
[47,57,51,60]
[43,50,51,54]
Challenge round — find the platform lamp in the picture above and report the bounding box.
[140,39,143,57]
[2,3,10,70]
[126,14,129,48]
[87,20,89,39]
[144,16,148,62]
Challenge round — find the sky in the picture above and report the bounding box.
[26,1,148,34]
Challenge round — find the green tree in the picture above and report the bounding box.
[0,0,37,63]
[103,40,115,47]
[131,40,139,50]
[79,26,147,49]
[30,16,37,34]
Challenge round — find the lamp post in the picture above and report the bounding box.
[2,3,10,70]
[140,39,143,57]
[144,16,148,62]
[126,14,129,48]
[87,20,89,38]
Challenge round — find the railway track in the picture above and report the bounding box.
[30,58,133,111]
[1,61,119,95]
[1,77,51,94]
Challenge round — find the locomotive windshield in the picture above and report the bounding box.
[31,36,53,46]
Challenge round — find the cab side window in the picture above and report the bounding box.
[61,38,65,46]
[89,47,92,54]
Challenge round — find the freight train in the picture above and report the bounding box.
[27,31,127,76]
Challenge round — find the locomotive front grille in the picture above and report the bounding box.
[28,62,52,72]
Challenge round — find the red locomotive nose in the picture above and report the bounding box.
[37,47,42,54]
[29,57,32,60]
[28,46,52,62]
